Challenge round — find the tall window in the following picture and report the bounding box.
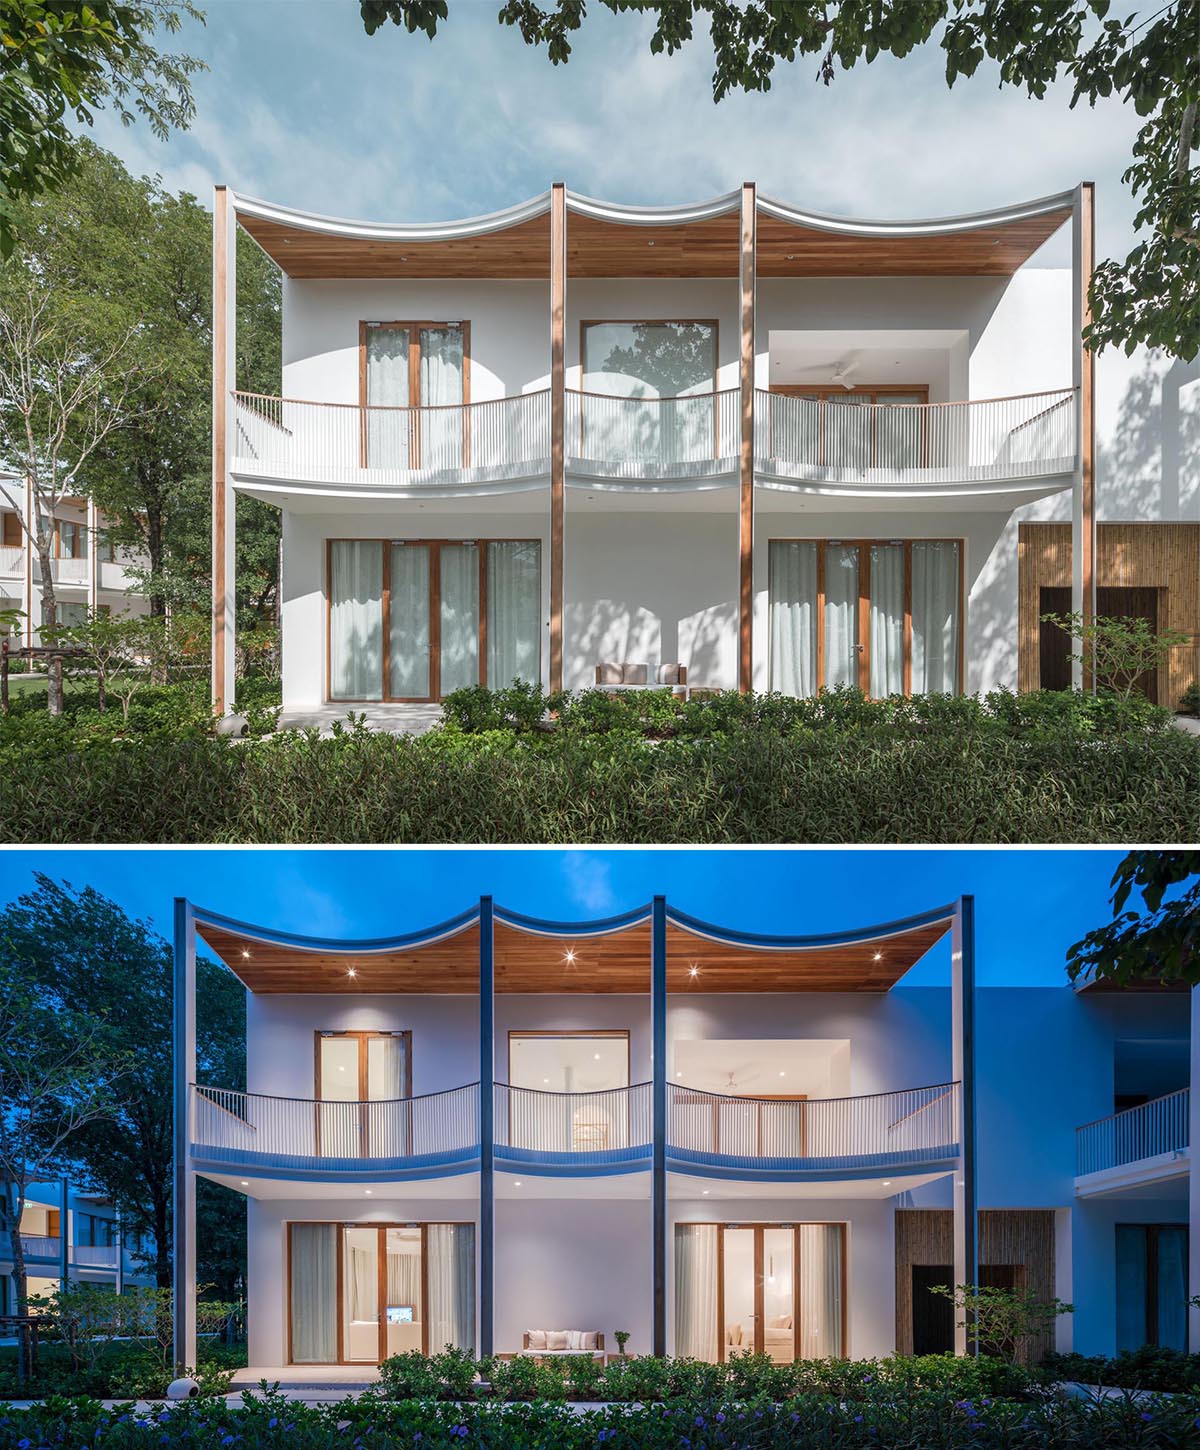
[315,1030,411,1159]
[361,322,468,469]
[328,539,541,701]
[768,539,962,697]
[1116,1224,1188,1350]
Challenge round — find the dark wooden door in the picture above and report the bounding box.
[1038,585,1160,702]
[911,1265,954,1354]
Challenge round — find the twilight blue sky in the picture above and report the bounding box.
[0,848,1128,988]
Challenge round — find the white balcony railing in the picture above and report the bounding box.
[566,389,740,479]
[754,388,1076,486]
[190,1083,480,1168]
[232,390,551,488]
[669,1082,960,1168]
[0,545,22,577]
[495,1083,653,1156]
[1076,1089,1190,1177]
[18,1234,61,1260]
[73,1244,121,1268]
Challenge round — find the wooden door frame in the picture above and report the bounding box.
[768,537,965,698]
[359,321,472,469]
[286,1218,473,1366]
[314,1030,413,1158]
[325,538,542,704]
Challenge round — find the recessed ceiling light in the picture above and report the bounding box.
[778,1070,786,1077]
[347,967,357,978]
[701,1189,709,1196]
[593,1052,601,1061]
[675,1071,682,1078]
[873,952,882,962]
[364,1189,372,1195]
[882,1181,891,1187]
[564,949,577,964]
[240,1181,248,1187]
[543,1077,550,1084]
[514,1181,522,1188]
[241,950,250,959]
[689,966,699,978]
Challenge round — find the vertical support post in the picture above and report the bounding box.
[479,895,495,1358]
[549,183,567,693]
[86,496,99,616]
[738,183,756,694]
[22,475,33,649]
[651,895,668,1356]
[116,1206,125,1297]
[172,898,197,1371]
[1070,182,1096,690]
[951,894,978,1355]
[211,186,237,717]
[58,1179,69,1289]
[1189,986,1199,1350]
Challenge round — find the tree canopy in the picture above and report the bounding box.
[0,0,203,258]
[1066,850,1200,987]
[359,0,1200,360]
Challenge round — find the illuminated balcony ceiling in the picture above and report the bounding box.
[232,187,1075,281]
[193,901,952,995]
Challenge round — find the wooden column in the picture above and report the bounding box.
[86,497,99,615]
[951,894,978,1356]
[549,183,566,692]
[651,895,667,1356]
[58,1178,69,1288]
[172,898,197,1371]
[22,475,33,649]
[479,895,495,1358]
[1070,182,1096,690]
[211,186,237,717]
[738,183,756,693]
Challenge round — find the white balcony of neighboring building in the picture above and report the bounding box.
[1074,1088,1191,1198]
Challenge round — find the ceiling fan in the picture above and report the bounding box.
[829,358,859,389]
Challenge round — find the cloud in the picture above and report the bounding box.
[561,852,619,916]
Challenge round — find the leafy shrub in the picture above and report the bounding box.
[1180,683,1200,716]
[1040,1345,1200,1391]
[442,680,567,733]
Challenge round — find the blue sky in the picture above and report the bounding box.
[82,1,1148,269]
[0,848,1128,988]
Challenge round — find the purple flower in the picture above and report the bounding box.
[1140,1412,1154,1423]
[854,1415,863,1423]
[695,1415,705,1427]
[268,1417,278,1429]
[715,1412,725,1423]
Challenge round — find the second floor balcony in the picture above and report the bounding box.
[1075,1088,1191,1195]
[230,387,1076,500]
[0,544,138,592]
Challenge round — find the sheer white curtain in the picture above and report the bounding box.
[330,541,383,700]
[487,542,541,686]
[290,1223,338,1363]
[387,1237,422,1312]
[824,545,859,689]
[440,544,480,694]
[366,326,410,469]
[426,1224,475,1352]
[768,542,818,697]
[420,326,465,469]
[674,1224,718,1361]
[797,1223,843,1358]
[389,544,431,697]
[367,1036,406,1156]
[912,542,961,694]
[869,544,905,697]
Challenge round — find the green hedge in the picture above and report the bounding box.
[1041,1346,1200,1392]
[0,1342,241,1402]
[3,1381,1199,1449]
[1,722,1197,843]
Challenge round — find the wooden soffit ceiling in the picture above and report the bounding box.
[237,197,1070,281]
[198,914,947,995]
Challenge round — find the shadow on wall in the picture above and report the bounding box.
[958,514,1028,696]
[1099,351,1200,522]
[565,596,736,690]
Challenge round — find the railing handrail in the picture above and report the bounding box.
[1075,1085,1190,1135]
[233,388,551,414]
[193,1081,480,1108]
[499,1080,651,1099]
[758,385,1076,410]
[669,1079,958,1107]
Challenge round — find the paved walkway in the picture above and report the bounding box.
[278,704,442,737]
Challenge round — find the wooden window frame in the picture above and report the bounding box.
[286,1219,472,1366]
[325,537,541,704]
[680,1220,848,1363]
[314,1030,413,1159]
[768,536,966,697]
[769,384,930,468]
[359,321,472,468]
[579,318,721,455]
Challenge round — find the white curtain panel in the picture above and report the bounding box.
[419,326,465,469]
[487,542,541,687]
[290,1223,338,1363]
[768,542,818,697]
[330,541,383,701]
[367,1036,406,1156]
[674,1224,718,1361]
[387,1242,422,1313]
[366,326,411,470]
[912,541,961,694]
[824,545,859,689]
[426,1224,476,1353]
[440,544,481,694]
[797,1223,844,1358]
[389,544,431,698]
[348,1239,377,1324]
[869,544,905,697]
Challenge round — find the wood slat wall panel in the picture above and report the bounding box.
[1018,522,1200,706]
[895,1209,1057,1360]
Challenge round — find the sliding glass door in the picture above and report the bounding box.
[363,322,467,470]
[289,1221,474,1364]
[674,1222,845,1362]
[328,539,541,701]
[769,539,962,698]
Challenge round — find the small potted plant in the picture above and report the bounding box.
[613,1329,631,1358]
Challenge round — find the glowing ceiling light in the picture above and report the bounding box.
[689,966,699,978]
[241,950,250,959]
[347,967,357,978]
[873,952,883,962]
[564,949,577,964]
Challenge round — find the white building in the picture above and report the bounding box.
[0,1180,155,1314]
[211,181,1199,723]
[172,891,1195,1376]
[0,477,149,645]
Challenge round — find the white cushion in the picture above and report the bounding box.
[526,1329,547,1349]
[768,1314,792,1329]
[546,1330,569,1350]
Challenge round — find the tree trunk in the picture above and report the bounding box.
[144,489,167,620]
[36,541,63,716]
[3,1181,30,1382]
[152,1193,171,1289]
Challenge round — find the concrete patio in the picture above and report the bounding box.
[278,704,442,737]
